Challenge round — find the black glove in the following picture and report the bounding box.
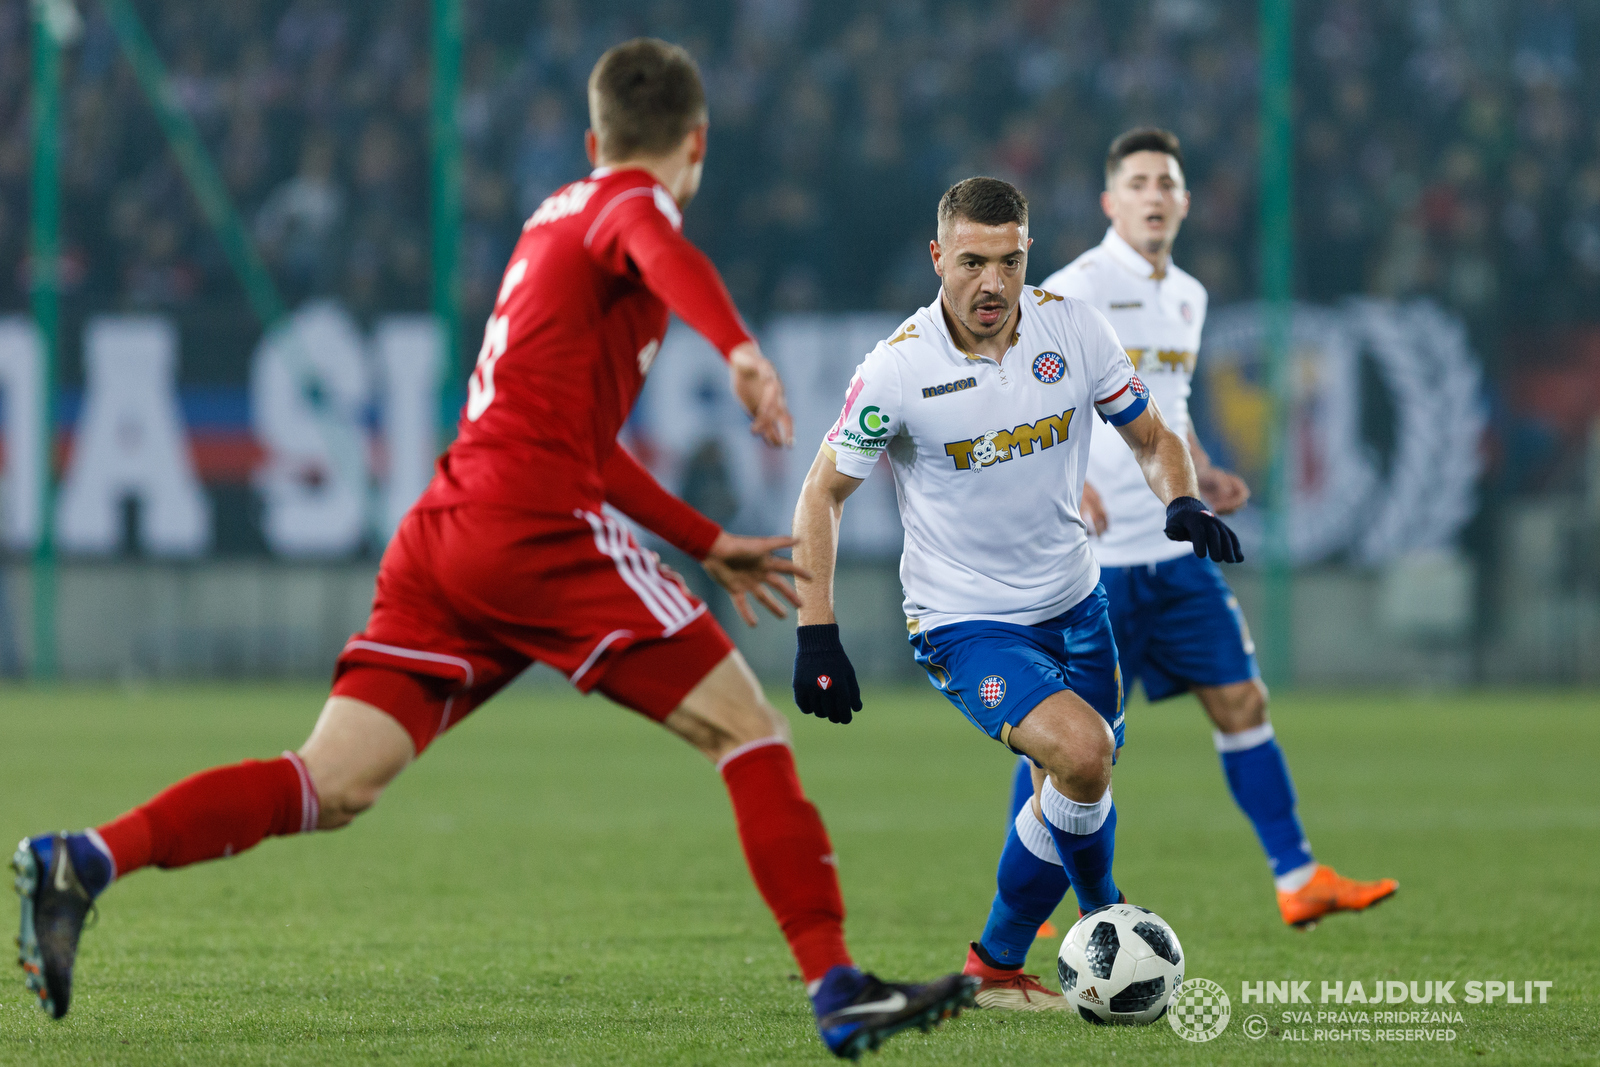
[1164,496,1244,563]
[793,623,862,725]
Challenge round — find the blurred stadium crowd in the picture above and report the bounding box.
[0,0,1596,480]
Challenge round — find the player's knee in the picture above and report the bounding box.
[1033,721,1113,797]
[666,654,793,761]
[1207,680,1268,733]
[665,696,792,762]
[1067,724,1115,794]
[746,697,793,744]
[1240,682,1268,725]
[706,697,792,759]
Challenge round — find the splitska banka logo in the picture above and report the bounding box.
[944,408,1076,471]
[858,405,891,437]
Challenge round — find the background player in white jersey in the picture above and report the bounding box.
[1029,128,1397,931]
[790,178,1241,1011]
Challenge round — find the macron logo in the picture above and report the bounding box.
[922,376,977,399]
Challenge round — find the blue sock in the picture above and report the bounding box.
[29,832,114,899]
[1039,780,1119,911]
[1007,755,1032,823]
[977,815,1069,968]
[1216,725,1314,878]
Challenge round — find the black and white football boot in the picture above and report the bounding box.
[811,965,978,1059]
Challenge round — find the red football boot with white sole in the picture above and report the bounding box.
[962,942,1071,1012]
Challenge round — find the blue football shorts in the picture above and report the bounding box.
[1099,553,1260,702]
[909,585,1124,754]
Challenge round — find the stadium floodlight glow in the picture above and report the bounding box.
[29,0,81,45]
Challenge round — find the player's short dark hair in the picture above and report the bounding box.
[587,38,707,161]
[1105,127,1186,184]
[937,177,1029,237]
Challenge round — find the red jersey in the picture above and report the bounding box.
[415,167,753,552]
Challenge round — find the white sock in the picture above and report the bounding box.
[1275,861,1318,893]
[1039,778,1112,836]
[1014,804,1063,865]
[1213,722,1276,752]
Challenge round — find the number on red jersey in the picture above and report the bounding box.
[467,258,528,421]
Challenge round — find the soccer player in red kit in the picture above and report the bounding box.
[14,39,974,1058]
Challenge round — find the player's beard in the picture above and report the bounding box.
[940,279,1013,342]
[964,291,1012,338]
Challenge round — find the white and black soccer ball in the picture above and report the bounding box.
[1057,902,1184,1025]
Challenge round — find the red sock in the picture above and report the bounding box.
[718,739,852,983]
[96,752,318,878]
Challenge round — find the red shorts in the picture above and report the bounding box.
[332,505,735,754]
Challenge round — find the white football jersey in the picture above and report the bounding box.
[823,288,1149,632]
[1042,228,1208,567]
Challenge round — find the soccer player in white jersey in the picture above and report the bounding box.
[1028,128,1398,933]
[790,177,1241,1011]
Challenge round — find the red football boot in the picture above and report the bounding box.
[962,942,1070,1012]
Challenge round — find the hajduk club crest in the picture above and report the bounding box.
[980,675,1007,708]
[1032,351,1065,384]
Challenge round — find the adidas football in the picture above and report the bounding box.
[1056,902,1184,1025]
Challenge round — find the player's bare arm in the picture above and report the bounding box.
[1115,403,1242,562]
[1187,427,1250,514]
[1114,402,1198,505]
[788,448,866,723]
[792,449,866,628]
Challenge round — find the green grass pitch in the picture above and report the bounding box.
[2,683,1596,1064]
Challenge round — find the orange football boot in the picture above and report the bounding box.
[1278,864,1398,929]
[1035,920,1058,939]
[963,943,1071,1011]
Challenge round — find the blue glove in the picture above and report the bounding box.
[793,623,862,725]
[1164,496,1243,562]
